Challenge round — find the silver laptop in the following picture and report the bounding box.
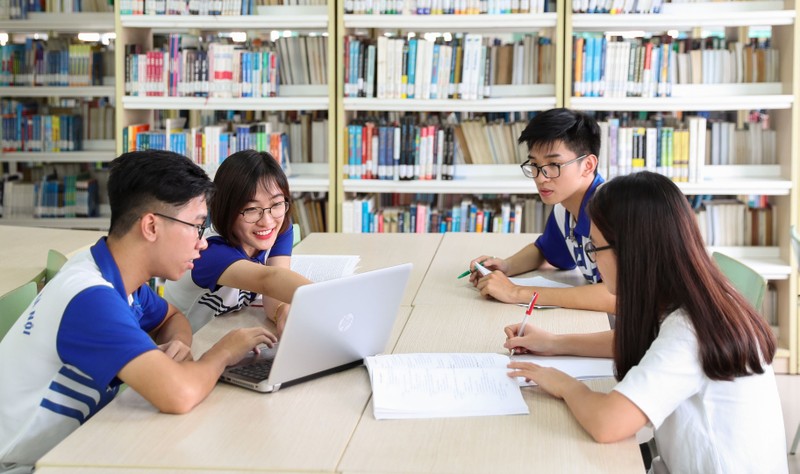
[220,262,412,393]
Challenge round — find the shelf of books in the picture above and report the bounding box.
[119,6,329,29]
[336,1,562,232]
[564,1,799,372]
[116,0,336,236]
[0,8,115,229]
[2,86,116,97]
[343,12,558,30]
[121,95,329,111]
[0,13,114,32]
[572,11,795,30]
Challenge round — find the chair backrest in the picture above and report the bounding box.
[46,249,68,283]
[0,281,37,342]
[711,252,767,310]
[292,223,301,247]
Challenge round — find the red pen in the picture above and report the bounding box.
[510,292,539,356]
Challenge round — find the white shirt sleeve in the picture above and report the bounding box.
[612,310,706,428]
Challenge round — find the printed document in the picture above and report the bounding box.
[290,255,360,282]
[364,353,529,420]
[511,355,615,386]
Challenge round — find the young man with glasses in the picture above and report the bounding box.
[0,151,279,472]
[164,150,312,336]
[470,108,615,313]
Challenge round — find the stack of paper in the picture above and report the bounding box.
[364,353,529,420]
[290,255,360,282]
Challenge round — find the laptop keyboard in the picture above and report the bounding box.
[228,359,274,381]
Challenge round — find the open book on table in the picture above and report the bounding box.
[364,353,616,420]
[364,353,529,420]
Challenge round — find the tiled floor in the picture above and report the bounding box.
[777,375,800,472]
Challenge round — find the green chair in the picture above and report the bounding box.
[46,249,68,283]
[789,226,800,455]
[711,252,767,310]
[292,223,301,247]
[0,281,38,342]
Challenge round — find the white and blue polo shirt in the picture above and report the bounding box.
[0,238,167,470]
[163,225,293,333]
[534,174,605,283]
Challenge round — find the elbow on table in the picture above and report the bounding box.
[152,385,205,414]
[585,422,634,444]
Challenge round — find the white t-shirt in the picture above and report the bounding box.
[0,239,166,471]
[614,309,787,474]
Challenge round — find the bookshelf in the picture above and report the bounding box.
[0,12,116,230]
[336,9,563,231]
[563,2,799,373]
[0,12,114,32]
[115,4,337,233]
[3,0,798,371]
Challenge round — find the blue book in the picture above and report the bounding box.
[452,206,461,232]
[407,39,417,99]
[242,53,251,97]
[350,39,359,98]
[354,125,363,179]
[347,125,355,179]
[366,44,376,98]
[219,134,229,161]
[361,199,371,234]
[468,204,478,233]
[430,43,440,99]
[592,36,603,97]
[280,133,291,173]
[584,36,594,97]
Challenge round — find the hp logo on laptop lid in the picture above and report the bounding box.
[338,313,354,332]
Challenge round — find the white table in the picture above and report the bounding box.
[295,232,443,306]
[338,303,641,473]
[38,306,413,472]
[0,226,104,294]
[37,233,642,473]
[413,232,588,306]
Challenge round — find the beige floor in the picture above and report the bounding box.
[777,375,800,472]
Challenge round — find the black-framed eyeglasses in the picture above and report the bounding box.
[520,154,588,179]
[153,213,208,240]
[240,201,290,223]
[584,241,613,263]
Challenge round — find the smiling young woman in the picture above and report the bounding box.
[163,150,312,336]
